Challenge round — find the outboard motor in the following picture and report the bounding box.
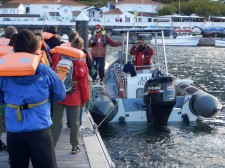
[144,76,176,131]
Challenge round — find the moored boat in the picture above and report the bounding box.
[90,27,222,131]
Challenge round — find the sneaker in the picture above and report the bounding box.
[93,79,97,85]
[100,80,104,85]
[0,140,7,152]
[71,146,80,154]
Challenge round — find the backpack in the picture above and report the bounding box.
[55,55,75,94]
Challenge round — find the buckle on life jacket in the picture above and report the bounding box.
[20,104,29,110]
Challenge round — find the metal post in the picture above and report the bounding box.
[76,12,89,49]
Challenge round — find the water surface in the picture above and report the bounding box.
[100,46,225,168]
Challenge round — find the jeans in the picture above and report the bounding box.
[93,57,105,81]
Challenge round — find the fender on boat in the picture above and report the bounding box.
[176,83,222,118]
[90,87,118,125]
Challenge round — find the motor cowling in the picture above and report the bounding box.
[144,76,176,131]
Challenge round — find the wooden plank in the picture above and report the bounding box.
[0,111,114,168]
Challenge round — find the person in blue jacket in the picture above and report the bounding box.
[0,29,66,168]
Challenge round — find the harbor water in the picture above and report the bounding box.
[99,46,225,168]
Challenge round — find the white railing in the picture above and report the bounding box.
[1,21,225,28]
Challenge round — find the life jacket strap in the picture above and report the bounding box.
[7,99,49,122]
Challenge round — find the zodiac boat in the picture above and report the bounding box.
[90,27,222,130]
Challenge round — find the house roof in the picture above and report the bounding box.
[49,12,60,16]
[86,6,102,12]
[6,0,86,6]
[102,8,123,15]
[0,3,21,8]
[115,0,160,5]
[72,11,80,17]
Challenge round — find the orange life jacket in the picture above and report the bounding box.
[0,52,41,76]
[60,42,71,47]
[50,46,86,60]
[0,38,10,46]
[0,45,13,56]
[43,32,57,40]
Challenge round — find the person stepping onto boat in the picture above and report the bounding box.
[88,24,122,85]
[130,37,155,70]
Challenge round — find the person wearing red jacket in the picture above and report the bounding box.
[88,24,122,85]
[130,37,155,70]
[51,50,90,154]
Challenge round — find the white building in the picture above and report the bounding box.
[6,0,87,21]
[102,8,123,23]
[0,3,25,14]
[109,0,161,14]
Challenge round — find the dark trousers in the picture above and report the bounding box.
[93,57,105,81]
[7,128,57,168]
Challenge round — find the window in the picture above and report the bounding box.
[64,9,68,13]
[125,16,130,22]
[10,10,15,14]
[26,7,30,13]
[3,10,7,14]
[42,6,48,9]
[136,88,144,98]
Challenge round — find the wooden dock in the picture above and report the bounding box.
[0,111,115,168]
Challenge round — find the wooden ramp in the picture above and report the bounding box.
[0,111,114,168]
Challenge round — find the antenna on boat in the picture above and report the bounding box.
[161,30,168,75]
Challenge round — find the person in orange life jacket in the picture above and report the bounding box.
[0,26,17,152]
[0,29,66,168]
[130,37,154,70]
[61,32,95,128]
[33,30,52,66]
[44,26,62,49]
[88,24,122,85]
[0,26,17,46]
[71,36,94,127]
[51,38,90,154]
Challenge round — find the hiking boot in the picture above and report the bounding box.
[100,80,104,85]
[71,146,80,154]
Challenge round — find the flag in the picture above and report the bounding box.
[134,10,138,19]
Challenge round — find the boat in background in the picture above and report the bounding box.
[90,27,222,131]
[192,26,225,38]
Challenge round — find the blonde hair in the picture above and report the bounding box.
[71,36,84,50]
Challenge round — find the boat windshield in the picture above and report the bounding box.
[112,27,172,75]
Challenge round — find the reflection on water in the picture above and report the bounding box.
[100,46,225,168]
